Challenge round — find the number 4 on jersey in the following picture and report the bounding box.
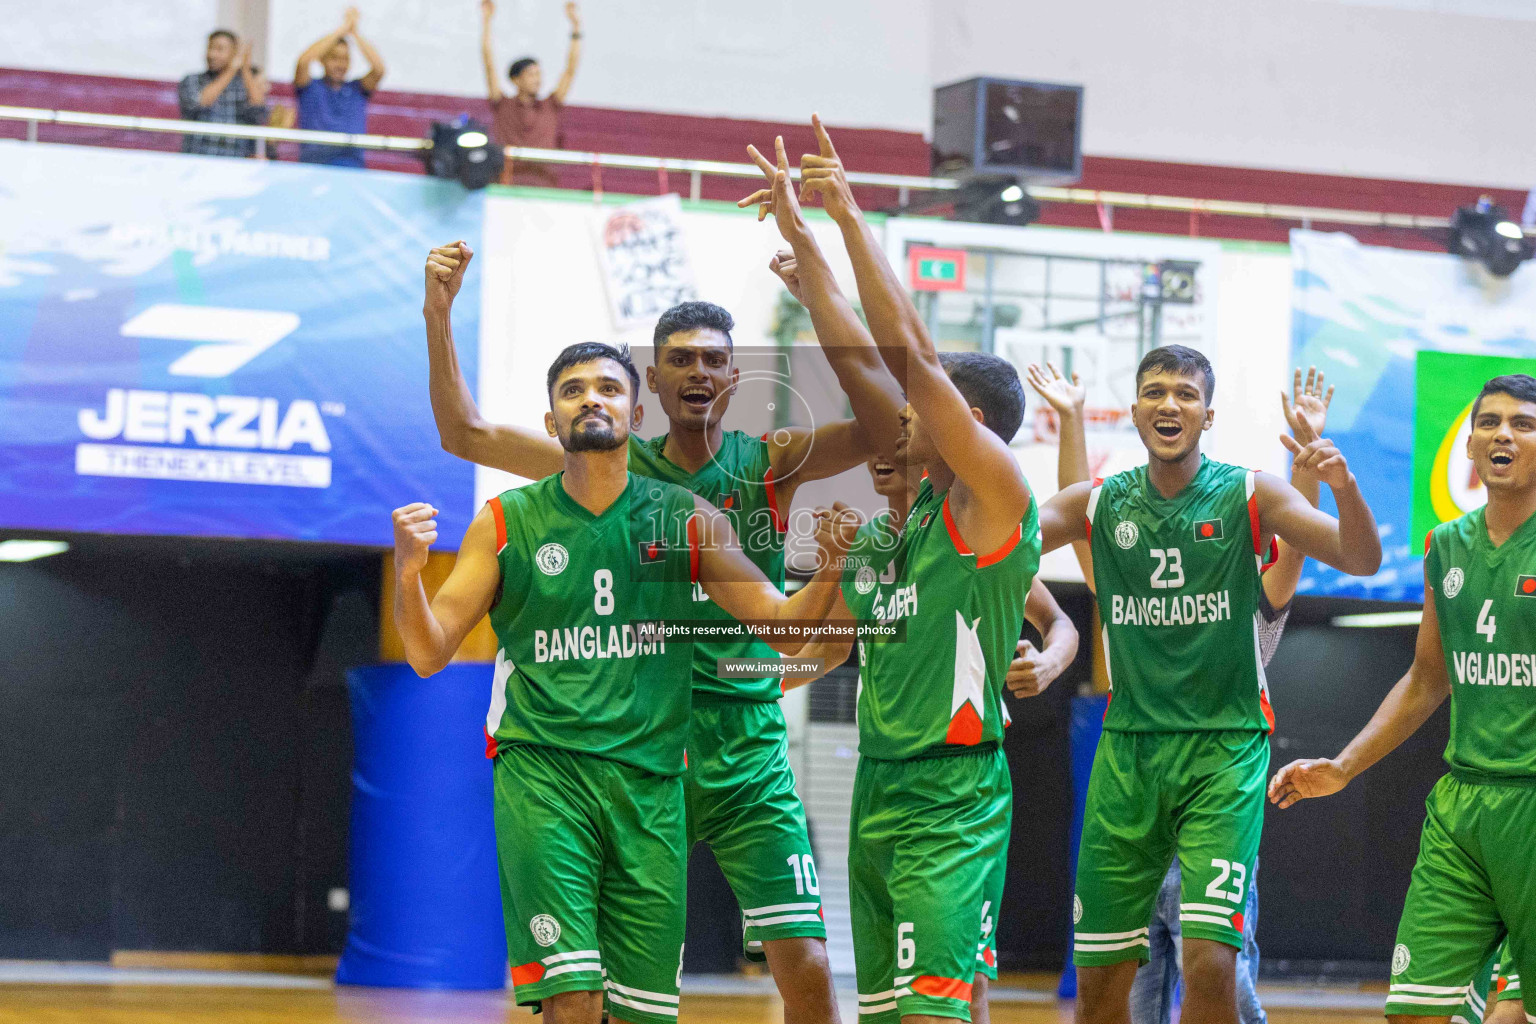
[1477,599,1497,643]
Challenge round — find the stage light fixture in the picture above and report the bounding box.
[0,539,69,562]
[425,117,503,191]
[950,177,1040,227]
[1449,197,1532,278]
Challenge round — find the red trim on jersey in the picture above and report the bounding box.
[982,947,996,968]
[484,728,498,760]
[1425,532,1434,556]
[943,496,972,554]
[764,468,788,533]
[511,961,546,987]
[1246,488,1262,556]
[1230,911,1245,934]
[1102,690,1113,721]
[1259,537,1280,574]
[911,976,973,1001]
[687,514,701,585]
[1259,688,1276,734]
[759,432,788,532]
[489,496,508,554]
[944,703,984,745]
[979,524,1023,568]
[1084,476,1104,540]
[940,495,1023,567]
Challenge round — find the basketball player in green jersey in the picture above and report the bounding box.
[1270,374,1536,1024]
[792,452,1079,699]
[1026,344,1382,1024]
[421,232,884,1020]
[741,119,1039,1024]
[392,339,858,1024]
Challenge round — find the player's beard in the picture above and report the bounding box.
[564,414,625,452]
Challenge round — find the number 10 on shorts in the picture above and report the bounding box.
[788,855,819,895]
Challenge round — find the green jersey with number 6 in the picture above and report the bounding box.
[484,472,702,776]
[1089,456,1272,733]
[1425,506,1536,780]
[628,431,787,703]
[841,477,1040,760]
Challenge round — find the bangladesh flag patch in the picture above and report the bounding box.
[638,540,669,564]
[1515,575,1536,597]
[1194,518,1224,542]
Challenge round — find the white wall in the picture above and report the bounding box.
[10,0,1536,190]
[266,0,932,132]
[0,0,221,80]
[931,0,1536,188]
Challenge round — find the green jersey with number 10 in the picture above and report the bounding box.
[1089,456,1272,733]
[484,472,702,776]
[1425,507,1536,781]
[627,431,788,703]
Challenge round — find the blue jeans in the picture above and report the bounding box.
[1128,860,1266,1024]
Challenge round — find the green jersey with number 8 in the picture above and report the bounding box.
[1425,506,1536,781]
[1089,456,1272,733]
[484,472,702,776]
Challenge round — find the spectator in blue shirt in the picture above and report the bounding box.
[293,7,386,168]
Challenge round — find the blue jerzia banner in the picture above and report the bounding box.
[0,142,483,548]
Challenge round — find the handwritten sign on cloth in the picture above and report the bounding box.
[595,195,699,330]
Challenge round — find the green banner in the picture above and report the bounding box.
[1412,351,1536,551]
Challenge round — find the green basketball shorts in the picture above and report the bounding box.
[1388,774,1536,1020]
[494,744,686,1024]
[685,697,825,958]
[1457,940,1522,1024]
[1073,729,1269,965]
[849,745,1011,1024]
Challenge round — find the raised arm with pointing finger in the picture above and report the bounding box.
[793,115,1031,554]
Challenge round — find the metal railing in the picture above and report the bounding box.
[0,104,1463,232]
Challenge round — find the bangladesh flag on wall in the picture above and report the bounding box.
[1412,350,1536,551]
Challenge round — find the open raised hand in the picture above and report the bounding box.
[1281,365,1333,446]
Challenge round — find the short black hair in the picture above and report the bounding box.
[208,29,237,45]
[509,57,538,80]
[1472,373,1536,419]
[546,342,640,402]
[654,301,734,349]
[1136,344,1215,403]
[938,351,1026,444]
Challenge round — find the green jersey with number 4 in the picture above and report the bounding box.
[484,472,701,776]
[1425,506,1536,781]
[841,477,1040,761]
[628,431,787,703]
[1089,456,1272,733]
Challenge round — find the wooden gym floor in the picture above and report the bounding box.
[0,980,1393,1024]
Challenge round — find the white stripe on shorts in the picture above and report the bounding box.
[1180,913,1236,929]
[1180,902,1239,917]
[607,992,680,1018]
[1074,936,1150,953]
[1391,984,1473,995]
[543,949,602,965]
[605,980,680,1005]
[1388,995,1472,1006]
[544,962,603,979]
[1074,927,1150,942]
[859,991,895,1003]
[748,913,824,927]
[742,901,820,918]
[858,1003,898,1015]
